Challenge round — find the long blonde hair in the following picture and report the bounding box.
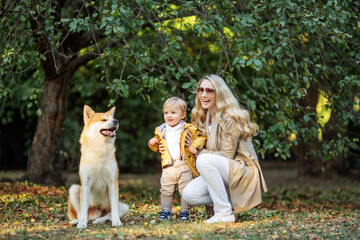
[191,74,258,139]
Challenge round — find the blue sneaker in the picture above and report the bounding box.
[179,211,189,221]
[157,210,172,221]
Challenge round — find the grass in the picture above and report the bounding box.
[0,180,359,239]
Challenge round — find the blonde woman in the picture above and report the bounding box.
[182,74,267,223]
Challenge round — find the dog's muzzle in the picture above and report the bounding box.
[100,120,119,138]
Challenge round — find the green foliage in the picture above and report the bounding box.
[0,0,359,174]
[224,0,360,167]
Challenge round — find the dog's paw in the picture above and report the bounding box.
[76,220,87,229]
[70,219,79,226]
[111,218,122,227]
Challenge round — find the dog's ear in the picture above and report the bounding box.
[83,105,95,125]
[107,107,116,117]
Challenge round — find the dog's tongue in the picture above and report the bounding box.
[103,130,116,137]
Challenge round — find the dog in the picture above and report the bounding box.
[67,105,129,229]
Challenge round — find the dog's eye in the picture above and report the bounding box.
[101,119,107,122]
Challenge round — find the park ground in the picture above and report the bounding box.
[0,162,359,239]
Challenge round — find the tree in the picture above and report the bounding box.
[1,0,359,185]
[1,0,204,185]
[229,0,360,176]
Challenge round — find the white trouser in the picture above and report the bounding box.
[182,153,233,216]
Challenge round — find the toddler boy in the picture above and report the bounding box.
[148,97,206,221]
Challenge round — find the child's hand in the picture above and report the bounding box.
[149,137,159,146]
[158,142,166,153]
[187,146,197,155]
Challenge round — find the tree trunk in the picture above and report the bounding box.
[24,0,98,185]
[293,85,346,178]
[292,85,323,176]
[321,110,346,178]
[25,75,70,185]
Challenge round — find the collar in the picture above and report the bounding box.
[165,120,184,131]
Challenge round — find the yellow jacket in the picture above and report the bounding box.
[148,122,206,177]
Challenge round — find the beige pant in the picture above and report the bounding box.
[160,160,193,212]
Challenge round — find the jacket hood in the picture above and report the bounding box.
[155,121,186,135]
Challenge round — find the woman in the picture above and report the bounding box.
[182,74,267,223]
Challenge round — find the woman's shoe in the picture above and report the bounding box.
[204,214,235,223]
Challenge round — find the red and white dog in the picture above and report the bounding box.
[67,105,129,229]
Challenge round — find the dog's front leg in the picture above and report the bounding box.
[77,180,91,229]
[108,179,121,226]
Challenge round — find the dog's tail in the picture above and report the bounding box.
[119,202,130,218]
[68,184,81,220]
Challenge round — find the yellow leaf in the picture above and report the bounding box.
[272,234,279,240]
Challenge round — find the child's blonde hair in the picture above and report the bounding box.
[163,97,187,113]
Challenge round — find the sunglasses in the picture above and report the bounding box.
[197,87,216,94]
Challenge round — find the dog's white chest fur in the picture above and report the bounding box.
[80,147,117,200]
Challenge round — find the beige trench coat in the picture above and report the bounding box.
[199,112,267,213]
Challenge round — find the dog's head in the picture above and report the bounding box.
[81,105,119,140]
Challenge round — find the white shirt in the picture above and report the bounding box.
[165,121,184,160]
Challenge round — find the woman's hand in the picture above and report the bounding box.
[185,131,193,148]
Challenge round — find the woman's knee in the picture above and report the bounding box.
[196,154,211,170]
[182,183,199,205]
[182,186,191,203]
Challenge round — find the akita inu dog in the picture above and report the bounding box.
[68,105,129,229]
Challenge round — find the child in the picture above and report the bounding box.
[148,97,206,221]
